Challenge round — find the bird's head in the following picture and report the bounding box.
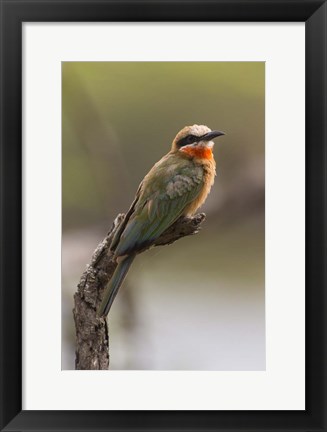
[171,125,225,157]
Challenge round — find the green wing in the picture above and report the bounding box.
[115,157,203,256]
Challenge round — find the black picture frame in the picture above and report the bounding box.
[0,1,326,431]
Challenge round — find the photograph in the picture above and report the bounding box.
[62,61,265,371]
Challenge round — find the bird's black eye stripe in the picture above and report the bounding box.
[177,134,198,147]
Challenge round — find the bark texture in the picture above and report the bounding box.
[73,212,206,370]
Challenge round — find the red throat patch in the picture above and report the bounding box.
[181,146,213,160]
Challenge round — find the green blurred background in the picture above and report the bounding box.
[62,62,265,370]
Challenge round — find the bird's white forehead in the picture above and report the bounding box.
[173,124,212,144]
[188,124,211,136]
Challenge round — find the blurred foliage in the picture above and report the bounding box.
[62,62,264,230]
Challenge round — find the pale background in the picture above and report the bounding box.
[62,61,265,370]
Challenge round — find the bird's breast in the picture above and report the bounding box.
[183,156,216,216]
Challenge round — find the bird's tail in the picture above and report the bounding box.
[97,254,136,317]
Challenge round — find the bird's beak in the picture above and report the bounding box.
[202,131,225,141]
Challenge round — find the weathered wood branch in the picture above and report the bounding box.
[73,212,206,370]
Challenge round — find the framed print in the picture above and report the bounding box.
[0,1,326,431]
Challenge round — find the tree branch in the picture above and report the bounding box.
[73,212,206,370]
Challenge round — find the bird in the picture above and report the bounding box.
[98,124,225,317]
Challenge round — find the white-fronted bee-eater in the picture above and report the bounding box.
[98,124,225,317]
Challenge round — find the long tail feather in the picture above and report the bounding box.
[97,254,136,317]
